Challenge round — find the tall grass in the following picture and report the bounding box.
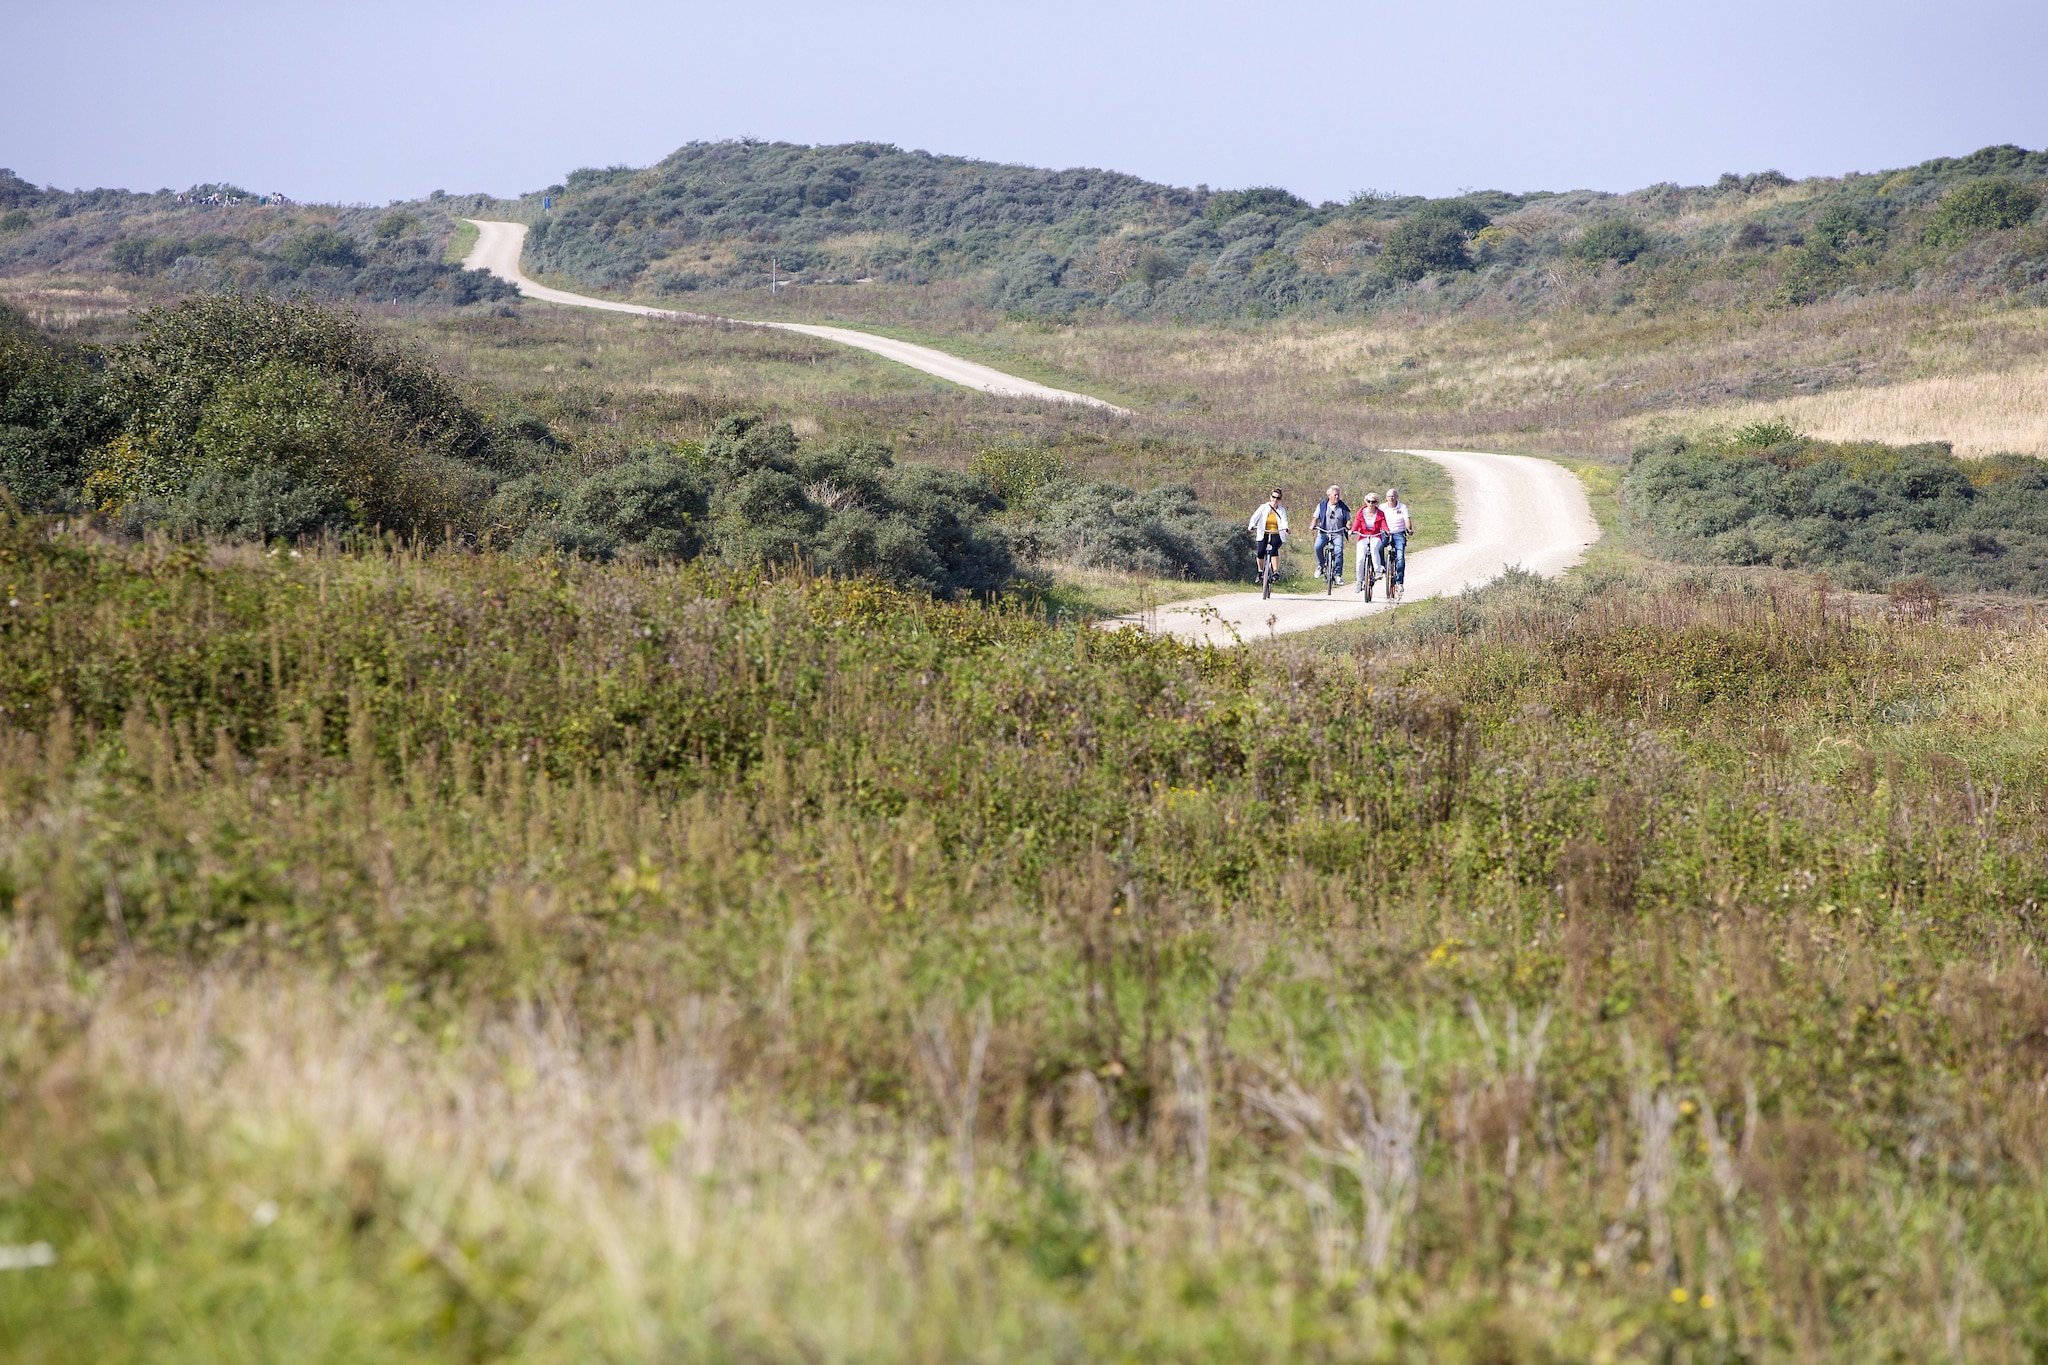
[1634,360,2048,457]
[6,519,2048,1358]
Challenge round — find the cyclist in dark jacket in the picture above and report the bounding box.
[1310,485,1351,586]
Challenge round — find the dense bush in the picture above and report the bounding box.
[700,414,1015,596]
[76,294,508,538]
[1380,216,1471,280]
[1015,479,1251,580]
[1927,177,2043,244]
[1568,218,1653,263]
[1624,429,2048,593]
[0,303,117,511]
[1204,186,1311,224]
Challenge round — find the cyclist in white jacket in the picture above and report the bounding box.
[1247,489,1288,578]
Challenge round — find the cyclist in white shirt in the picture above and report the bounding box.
[1381,488,1413,600]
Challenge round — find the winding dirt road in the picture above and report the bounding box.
[462,220,1599,639]
[1117,449,1599,644]
[462,220,1124,410]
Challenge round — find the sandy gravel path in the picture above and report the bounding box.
[460,222,1596,638]
[1120,449,1599,644]
[462,220,1124,410]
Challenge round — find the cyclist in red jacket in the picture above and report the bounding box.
[1350,492,1388,597]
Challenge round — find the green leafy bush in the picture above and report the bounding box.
[1732,418,1800,447]
[1016,480,1251,580]
[86,294,504,536]
[0,303,116,511]
[1412,200,1492,234]
[279,226,363,271]
[1568,219,1653,263]
[698,413,1015,596]
[1624,431,2048,592]
[1381,215,1473,280]
[969,443,1073,509]
[1927,177,2043,244]
[560,453,708,559]
[1204,187,1310,224]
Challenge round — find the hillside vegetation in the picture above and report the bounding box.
[6,519,2048,1359]
[0,171,513,310]
[0,293,1284,600]
[1626,424,2048,593]
[4,145,2045,460]
[507,141,2047,324]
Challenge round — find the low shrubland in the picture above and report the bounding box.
[5,522,2048,1358]
[473,140,2048,327]
[0,172,514,309]
[2,295,1296,606]
[1625,425,2048,593]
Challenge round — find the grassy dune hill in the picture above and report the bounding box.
[4,142,2045,456]
[5,137,2048,1361]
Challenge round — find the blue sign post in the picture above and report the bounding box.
[542,196,552,213]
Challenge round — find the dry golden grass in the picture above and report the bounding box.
[1630,360,2048,456]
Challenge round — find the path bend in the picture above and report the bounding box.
[461,222,1598,639]
[1116,449,1599,645]
[462,219,1125,411]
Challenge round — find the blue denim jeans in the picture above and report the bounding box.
[1313,531,1345,577]
[1386,531,1408,585]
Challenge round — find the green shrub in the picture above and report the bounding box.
[1381,215,1473,280]
[697,414,1014,595]
[0,209,29,232]
[87,294,503,536]
[970,443,1072,509]
[561,453,708,559]
[1623,432,2048,593]
[1204,187,1311,224]
[1927,177,2043,245]
[1413,200,1492,233]
[1731,418,1800,448]
[1018,481,1251,580]
[1568,219,1652,263]
[279,226,363,271]
[0,303,114,511]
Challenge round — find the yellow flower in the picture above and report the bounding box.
[1670,1287,1689,1304]
[1700,1293,1717,1309]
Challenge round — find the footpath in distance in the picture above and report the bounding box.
[463,221,1597,636]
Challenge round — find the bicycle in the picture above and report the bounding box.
[1357,536,1383,601]
[1260,547,1279,599]
[1318,533,1347,595]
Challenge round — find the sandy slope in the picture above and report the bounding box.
[462,220,1125,411]
[1119,449,1599,644]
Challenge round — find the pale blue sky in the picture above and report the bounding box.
[7,0,2044,204]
